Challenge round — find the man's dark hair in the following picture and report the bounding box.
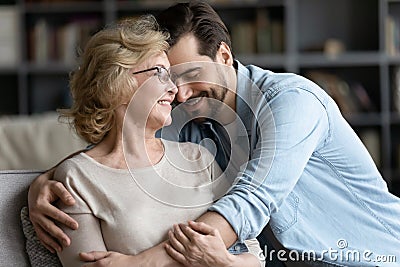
[156,1,232,60]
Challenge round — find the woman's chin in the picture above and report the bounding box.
[162,117,172,127]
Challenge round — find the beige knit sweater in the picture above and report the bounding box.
[54,139,263,266]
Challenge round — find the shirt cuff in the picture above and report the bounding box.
[208,194,252,243]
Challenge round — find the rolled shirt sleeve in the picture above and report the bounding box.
[209,87,329,242]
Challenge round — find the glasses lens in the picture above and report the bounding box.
[158,67,170,83]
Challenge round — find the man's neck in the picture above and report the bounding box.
[217,73,238,125]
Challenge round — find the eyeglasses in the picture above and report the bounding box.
[132,66,172,84]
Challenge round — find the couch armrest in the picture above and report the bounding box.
[0,170,43,267]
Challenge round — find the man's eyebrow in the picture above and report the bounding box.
[175,66,201,77]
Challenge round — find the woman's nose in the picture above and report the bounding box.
[167,81,178,95]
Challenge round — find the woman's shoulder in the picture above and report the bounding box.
[54,153,89,182]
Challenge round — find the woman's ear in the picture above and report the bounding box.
[216,41,233,66]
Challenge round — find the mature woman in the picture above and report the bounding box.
[54,15,263,267]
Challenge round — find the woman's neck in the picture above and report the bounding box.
[85,107,164,169]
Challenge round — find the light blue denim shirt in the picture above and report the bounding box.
[160,61,400,266]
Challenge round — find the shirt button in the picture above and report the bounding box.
[234,245,241,251]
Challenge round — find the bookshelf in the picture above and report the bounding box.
[0,0,399,195]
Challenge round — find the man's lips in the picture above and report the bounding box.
[185,97,202,106]
[183,92,208,107]
[182,96,205,112]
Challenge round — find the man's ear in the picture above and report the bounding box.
[216,41,233,66]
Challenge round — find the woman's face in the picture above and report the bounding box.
[128,52,177,131]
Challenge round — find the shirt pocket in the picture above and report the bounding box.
[269,191,299,234]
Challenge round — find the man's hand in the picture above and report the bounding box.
[80,250,184,267]
[80,251,136,267]
[165,221,235,267]
[28,169,78,253]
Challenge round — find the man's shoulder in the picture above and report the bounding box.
[238,62,324,106]
[237,60,316,92]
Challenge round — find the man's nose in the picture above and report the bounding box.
[176,84,193,103]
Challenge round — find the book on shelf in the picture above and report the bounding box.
[231,21,257,54]
[385,15,400,56]
[29,17,101,65]
[31,19,50,64]
[0,6,20,66]
[231,9,284,55]
[392,66,400,113]
[58,22,79,65]
[305,71,376,116]
[256,9,272,54]
[270,19,284,53]
[25,0,85,2]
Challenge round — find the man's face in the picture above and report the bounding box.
[167,34,229,118]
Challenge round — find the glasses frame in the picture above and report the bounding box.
[132,66,171,84]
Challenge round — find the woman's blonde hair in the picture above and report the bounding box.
[60,15,169,144]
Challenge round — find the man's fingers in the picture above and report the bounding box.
[188,220,216,235]
[33,213,72,247]
[42,204,78,230]
[33,222,62,253]
[27,169,78,252]
[80,251,110,267]
[178,223,201,240]
[80,251,110,261]
[164,243,188,266]
[168,230,186,253]
[50,181,76,206]
[173,224,192,244]
[42,243,57,254]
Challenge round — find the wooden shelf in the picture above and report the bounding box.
[26,62,76,74]
[23,1,103,13]
[236,53,286,68]
[298,52,382,67]
[345,113,383,126]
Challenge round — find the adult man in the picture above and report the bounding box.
[28,1,400,266]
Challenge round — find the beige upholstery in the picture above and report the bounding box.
[0,112,87,170]
[0,170,42,266]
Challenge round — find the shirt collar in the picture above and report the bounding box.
[234,60,253,135]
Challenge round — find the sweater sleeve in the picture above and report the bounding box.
[54,159,107,266]
[56,214,106,267]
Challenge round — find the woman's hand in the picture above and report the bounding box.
[28,169,78,253]
[165,221,235,267]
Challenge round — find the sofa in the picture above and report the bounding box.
[0,170,41,266]
[0,112,87,170]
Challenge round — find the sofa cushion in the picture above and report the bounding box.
[0,112,87,170]
[0,170,42,266]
